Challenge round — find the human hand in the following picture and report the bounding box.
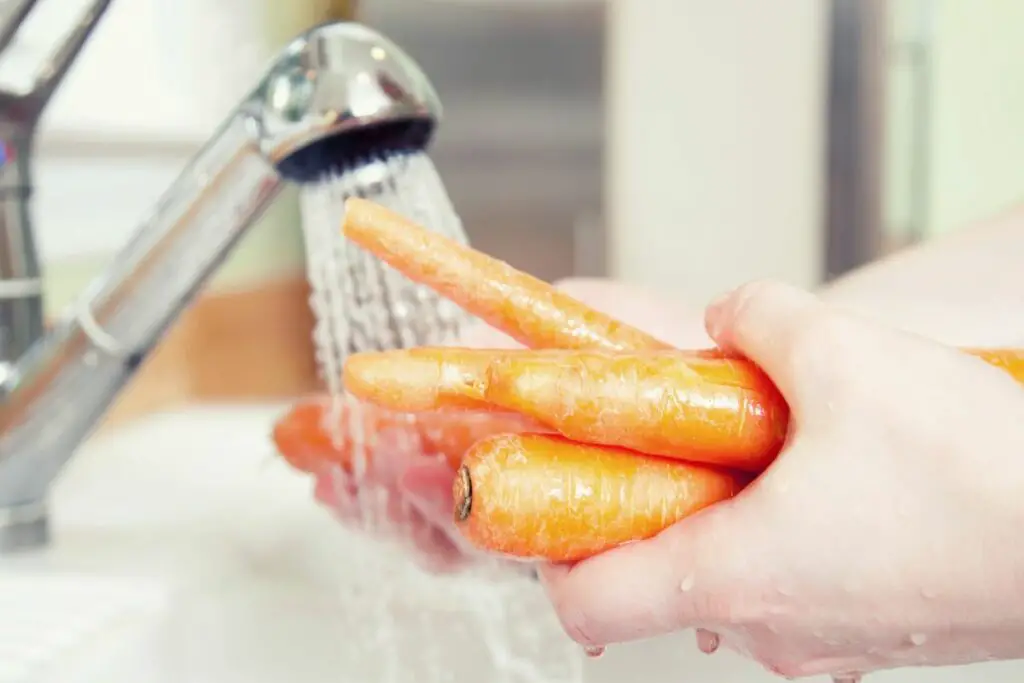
[539,280,1024,678]
[312,277,712,573]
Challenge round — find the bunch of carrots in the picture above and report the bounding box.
[274,198,1024,564]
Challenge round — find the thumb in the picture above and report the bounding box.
[704,280,831,404]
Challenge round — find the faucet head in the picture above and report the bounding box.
[249,21,442,182]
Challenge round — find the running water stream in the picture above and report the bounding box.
[296,152,583,683]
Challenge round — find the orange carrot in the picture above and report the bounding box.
[454,433,748,562]
[272,395,545,474]
[343,347,786,471]
[343,346,1024,473]
[342,197,675,352]
[341,202,1024,384]
[342,346,728,410]
[342,346,531,412]
[483,348,1024,468]
[479,349,786,472]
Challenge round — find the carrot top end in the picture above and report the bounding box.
[454,465,473,523]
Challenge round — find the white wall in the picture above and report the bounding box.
[922,0,1024,235]
[606,0,828,305]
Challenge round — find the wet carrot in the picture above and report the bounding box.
[342,197,675,352]
[342,346,530,412]
[341,346,726,411]
[342,347,786,471]
[272,395,545,474]
[454,433,748,562]
[482,348,1024,469]
[479,349,787,472]
[343,346,1024,473]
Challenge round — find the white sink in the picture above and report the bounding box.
[0,403,1020,683]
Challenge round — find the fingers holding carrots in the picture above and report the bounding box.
[278,198,1024,568]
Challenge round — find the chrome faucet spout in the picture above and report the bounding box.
[0,17,442,553]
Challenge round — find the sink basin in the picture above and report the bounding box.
[0,403,1021,683]
[0,404,582,683]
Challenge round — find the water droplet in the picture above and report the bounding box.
[696,629,720,654]
[909,632,928,646]
[583,645,605,658]
[679,572,695,592]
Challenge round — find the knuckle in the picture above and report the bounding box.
[727,279,793,337]
[788,309,845,355]
[785,311,862,390]
[685,586,738,626]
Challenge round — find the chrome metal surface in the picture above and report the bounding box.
[824,0,889,279]
[0,0,112,383]
[0,18,440,552]
[254,21,440,171]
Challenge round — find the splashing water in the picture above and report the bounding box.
[297,152,583,683]
[300,154,470,402]
[300,153,471,533]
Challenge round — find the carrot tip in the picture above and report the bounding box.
[454,464,472,523]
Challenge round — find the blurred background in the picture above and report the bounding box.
[19,0,1024,417]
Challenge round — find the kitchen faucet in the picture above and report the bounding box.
[0,2,443,552]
